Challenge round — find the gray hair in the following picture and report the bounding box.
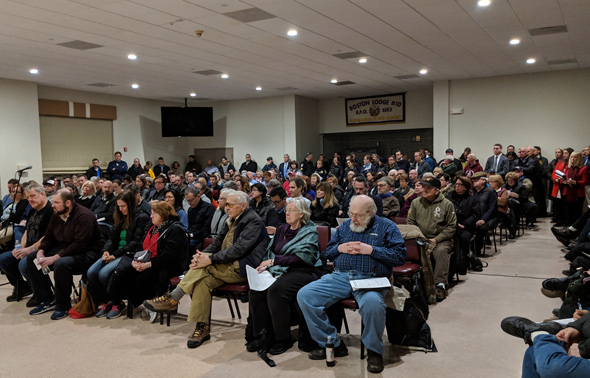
[185,186,200,197]
[25,184,45,196]
[388,169,397,176]
[90,176,98,183]
[267,179,281,190]
[230,190,250,205]
[287,197,311,223]
[219,188,236,198]
[223,181,238,190]
[378,178,392,188]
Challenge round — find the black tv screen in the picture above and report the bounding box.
[161,107,213,137]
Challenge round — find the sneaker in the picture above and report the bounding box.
[500,316,563,346]
[29,300,56,315]
[187,322,210,348]
[148,309,159,324]
[435,284,447,302]
[143,293,178,312]
[527,224,540,231]
[95,303,112,318]
[50,310,69,320]
[6,285,33,302]
[106,303,126,319]
[308,339,348,360]
[367,349,384,373]
[26,296,38,308]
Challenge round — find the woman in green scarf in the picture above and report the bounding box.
[248,197,322,355]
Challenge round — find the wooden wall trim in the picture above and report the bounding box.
[38,99,117,120]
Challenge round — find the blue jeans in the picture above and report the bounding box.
[0,250,30,288]
[87,256,122,303]
[522,334,590,378]
[297,270,389,354]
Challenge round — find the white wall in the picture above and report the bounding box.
[0,79,43,195]
[185,95,304,167]
[318,89,434,134]
[446,68,590,160]
[37,86,186,168]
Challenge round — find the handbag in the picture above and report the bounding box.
[0,224,14,246]
[133,223,175,263]
[68,279,96,319]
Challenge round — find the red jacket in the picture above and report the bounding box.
[562,166,589,201]
[551,160,567,198]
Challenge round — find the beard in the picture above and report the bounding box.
[54,206,68,216]
[349,214,371,233]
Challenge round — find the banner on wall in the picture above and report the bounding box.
[345,93,405,126]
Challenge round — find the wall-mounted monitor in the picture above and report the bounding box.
[161,107,213,137]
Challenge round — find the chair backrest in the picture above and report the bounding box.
[316,225,330,252]
[390,216,407,225]
[404,239,420,263]
[203,237,214,249]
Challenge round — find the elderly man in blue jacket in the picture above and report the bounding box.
[298,195,406,374]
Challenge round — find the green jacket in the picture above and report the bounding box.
[407,193,456,243]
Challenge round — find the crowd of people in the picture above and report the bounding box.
[1,144,589,374]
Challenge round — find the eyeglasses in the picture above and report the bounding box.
[271,199,283,205]
[226,202,238,208]
[348,211,365,219]
[185,196,196,202]
[285,209,299,214]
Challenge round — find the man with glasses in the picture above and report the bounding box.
[147,176,167,202]
[185,186,215,267]
[340,176,383,217]
[210,188,231,235]
[484,143,510,178]
[407,177,457,302]
[143,190,269,349]
[266,187,288,233]
[298,195,406,373]
[376,177,400,217]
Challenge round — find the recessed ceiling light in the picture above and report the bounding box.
[131,83,139,89]
[330,79,338,84]
[287,29,298,37]
[127,54,137,60]
[526,58,536,64]
[358,58,367,64]
[29,68,39,74]
[190,92,196,97]
[419,69,428,75]
[478,0,491,6]
[509,38,520,45]
[221,74,229,79]
[256,86,262,91]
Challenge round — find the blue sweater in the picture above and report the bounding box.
[326,216,406,277]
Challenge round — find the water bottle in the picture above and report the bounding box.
[326,336,335,367]
[14,239,21,250]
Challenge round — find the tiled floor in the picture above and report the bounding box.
[0,219,566,377]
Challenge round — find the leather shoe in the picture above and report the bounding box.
[245,339,260,353]
[542,277,570,292]
[308,340,348,360]
[540,287,564,299]
[435,284,447,302]
[501,316,562,346]
[367,349,384,373]
[268,338,295,355]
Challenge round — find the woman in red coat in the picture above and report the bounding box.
[562,151,589,226]
[551,148,573,226]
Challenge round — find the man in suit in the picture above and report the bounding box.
[278,154,291,180]
[153,157,170,177]
[484,143,510,178]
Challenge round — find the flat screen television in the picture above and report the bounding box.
[161,107,214,137]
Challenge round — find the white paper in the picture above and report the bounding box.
[350,277,392,291]
[246,265,276,291]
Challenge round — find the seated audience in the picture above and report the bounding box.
[153,157,170,177]
[310,182,339,227]
[164,189,188,229]
[128,158,144,179]
[27,189,105,320]
[288,177,312,208]
[143,191,269,349]
[143,161,155,179]
[393,173,414,207]
[1,183,29,228]
[470,172,498,256]
[185,155,202,174]
[447,176,480,273]
[0,184,52,304]
[505,169,539,231]
[105,200,186,319]
[393,150,411,173]
[75,181,96,209]
[90,180,116,225]
[147,176,167,202]
[376,178,400,218]
[407,177,456,301]
[43,180,57,202]
[410,151,430,178]
[340,176,383,217]
[249,198,322,354]
[266,187,287,233]
[185,187,215,264]
[464,154,483,178]
[135,175,150,200]
[249,183,272,222]
[210,189,232,236]
[298,195,406,373]
[88,190,151,317]
[488,174,516,238]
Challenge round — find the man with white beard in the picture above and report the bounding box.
[297,195,406,374]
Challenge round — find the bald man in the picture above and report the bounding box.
[298,195,406,373]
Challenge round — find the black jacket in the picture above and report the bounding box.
[569,312,590,359]
[90,193,116,224]
[153,164,170,177]
[1,199,29,227]
[310,202,339,227]
[148,220,188,278]
[447,191,481,232]
[86,167,105,179]
[329,164,344,184]
[249,196,273,222]
[239,161,258,173]
[76,195,96,209]
[103,208,152,258]
[300,159,315,177]
[204,207,270,276]
[187,199,215,247]
[470,186,497,222]
[128,164,144,179]
[265,207,286,228]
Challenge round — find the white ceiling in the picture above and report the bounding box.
[1,0,588,102]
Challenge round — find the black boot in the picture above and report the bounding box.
[501,316,562,346]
